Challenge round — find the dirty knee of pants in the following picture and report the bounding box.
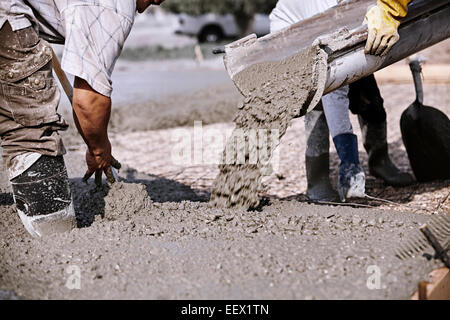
[0,22,68,170]
[305,103,330,158]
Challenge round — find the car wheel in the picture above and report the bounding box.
[198,26,223,43]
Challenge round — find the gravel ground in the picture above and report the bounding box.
[102,82,450,216]
[0,151,442,299]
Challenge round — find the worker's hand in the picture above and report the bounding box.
[72,77,122,186]
[364,0,411,56]
[364,5,400,57]
[83,140,122,186]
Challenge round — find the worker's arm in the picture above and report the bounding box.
[72,77,119,184]
[364,0,412,56]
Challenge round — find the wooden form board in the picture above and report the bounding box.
[411,268,450,300]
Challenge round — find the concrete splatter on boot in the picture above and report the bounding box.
[304,107,340,202]
[337,162,365,202]
[9,154,76,237]
[359,116,414,187]
[305,154,340,202]
[333,133,365,202]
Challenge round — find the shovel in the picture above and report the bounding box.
[400,59,450,182]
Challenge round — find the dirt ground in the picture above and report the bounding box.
[0,41,449,300]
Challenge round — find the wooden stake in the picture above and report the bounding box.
[412,268,450,300]
[51,48,73,105]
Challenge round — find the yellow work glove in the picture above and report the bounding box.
[364,0,412,56]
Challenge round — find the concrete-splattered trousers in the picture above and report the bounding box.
[0,22,75,238]
[0,22,67,178]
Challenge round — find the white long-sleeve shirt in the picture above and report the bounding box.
[269,0,339,32]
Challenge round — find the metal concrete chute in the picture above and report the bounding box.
[223,0,450,109]
[223,0,373,78]
[324,0,450,93]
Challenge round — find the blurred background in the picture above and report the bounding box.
[122,0,277,60]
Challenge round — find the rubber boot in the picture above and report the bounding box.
[333,133,365,202]
[304,107,340,202]
[358,116,414,187]
[10,155,76,237]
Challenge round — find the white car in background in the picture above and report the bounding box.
[175,13,270,43]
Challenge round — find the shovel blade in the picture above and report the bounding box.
[400,103,450,182]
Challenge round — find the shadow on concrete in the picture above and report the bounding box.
[0,193,14,206]
[70,166,210,228]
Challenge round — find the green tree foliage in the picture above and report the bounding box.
[163,0,278,37]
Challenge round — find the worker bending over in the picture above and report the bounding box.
[0,0,165,237]
[269,0,414,202]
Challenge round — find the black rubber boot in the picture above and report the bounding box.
[349,75,414,187]
[304,107,340,203]
[305,153,340,202]
[359,117,415,187]
[10,155,76,237]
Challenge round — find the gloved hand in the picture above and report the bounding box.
[364,0,411,57]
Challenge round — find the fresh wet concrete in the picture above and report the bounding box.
[0,150,442,299]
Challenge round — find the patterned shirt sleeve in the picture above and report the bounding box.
[60,4,133,97]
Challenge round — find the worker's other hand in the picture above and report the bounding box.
[364,0,411,56]
[83,140,122,186]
